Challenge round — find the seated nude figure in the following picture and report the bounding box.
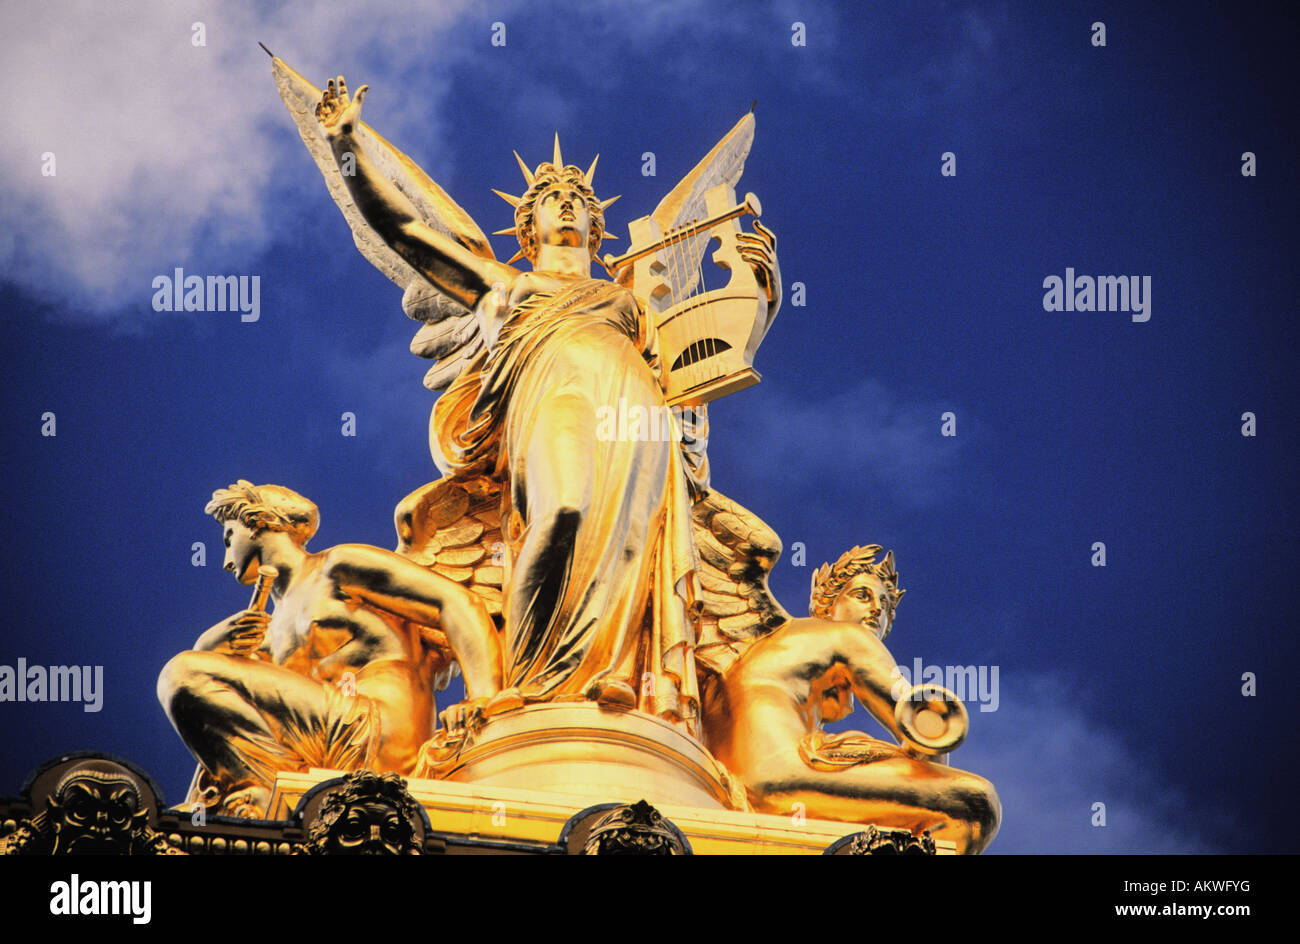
[157,481,502,816]
[703,545,1001,854]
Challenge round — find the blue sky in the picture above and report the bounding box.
[1,0,1296,853]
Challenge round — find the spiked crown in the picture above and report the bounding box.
[492,134,620,264]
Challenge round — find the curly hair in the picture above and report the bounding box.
[205,480,319,545]
[809,545,905,630]
[514,162,606,262]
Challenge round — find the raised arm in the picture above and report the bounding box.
[315,76,519,309]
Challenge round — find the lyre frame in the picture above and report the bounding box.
[624,183,777,406]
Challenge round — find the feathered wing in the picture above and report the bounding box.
[271,55,491,392]
[691,488,791,675]
[393,479,789,680]
[394,472,506,632]
[640,112,755,307]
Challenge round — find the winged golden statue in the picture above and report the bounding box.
[271,56,782,738]
[142,53,1002,853]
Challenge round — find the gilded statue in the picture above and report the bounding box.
[146,52,1003,854]
[157,481,501,816]
[699,544,1000,854]
[275,63,780,735]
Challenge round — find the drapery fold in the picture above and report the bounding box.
[431,278,703,732]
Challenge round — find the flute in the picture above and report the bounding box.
[232,565,279,658]
[248,565,279,612]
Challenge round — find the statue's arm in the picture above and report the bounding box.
[834,626,911,743]
[325,546,502,698]
[318,78,518,308]
[736,219,781,316]
[837,626,967,755]
[192,619,229,651]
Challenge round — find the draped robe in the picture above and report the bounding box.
[431,275,705,732]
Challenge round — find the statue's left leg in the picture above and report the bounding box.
[748,755,1001,854]
[157,651,378,806]
[503,390,595,690]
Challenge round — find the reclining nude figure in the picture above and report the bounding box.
[701,544,1001,854]
[157,481,502,816]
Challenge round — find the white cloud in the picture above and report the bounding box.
[826,670,1227,852]
[2,0,852,323]
[943,672,1225,853]
[0,0,476,320]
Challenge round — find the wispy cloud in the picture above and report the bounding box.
[0,0,476,321]
[2,0,849,325]
[723,377,968,509]
[939,672,1224,853]
[853,3,1015,117]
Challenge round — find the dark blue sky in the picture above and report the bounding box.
[1,0,1296,853]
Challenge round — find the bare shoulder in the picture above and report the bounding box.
[318,544,402,573]
[734,618,837,676]
[773,616,850,645]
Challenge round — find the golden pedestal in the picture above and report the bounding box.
[437,703,734,810]
[266,703,957,855]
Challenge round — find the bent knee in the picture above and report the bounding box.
[156,650,225,708]
[943,770,1001,833]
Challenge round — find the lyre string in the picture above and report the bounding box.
[660,191,734,399]
[666,211,694,393]
[674,200,709,395]
[687,217,707,394]
[673,217,696,393]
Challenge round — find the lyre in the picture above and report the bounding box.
[613,184,779,406]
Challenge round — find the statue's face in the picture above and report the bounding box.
[328,798,414,855]
[534,185,590,250]
[51,775,141,854]
[831,573,892,640]
[222,519,261,585]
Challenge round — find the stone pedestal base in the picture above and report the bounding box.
[266,702,958,857]
[431,702,738,811]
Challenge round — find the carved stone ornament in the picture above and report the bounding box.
[0,757,183,855]
[580,800,690,855]
[844,825,937,856]
[297,770,426,855]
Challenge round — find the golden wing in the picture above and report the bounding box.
[643,112,756,305]
[691,489,791,675]
[394,474,506,629]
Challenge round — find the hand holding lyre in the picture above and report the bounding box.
[737,219,780,309]
[315,75,368,137]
